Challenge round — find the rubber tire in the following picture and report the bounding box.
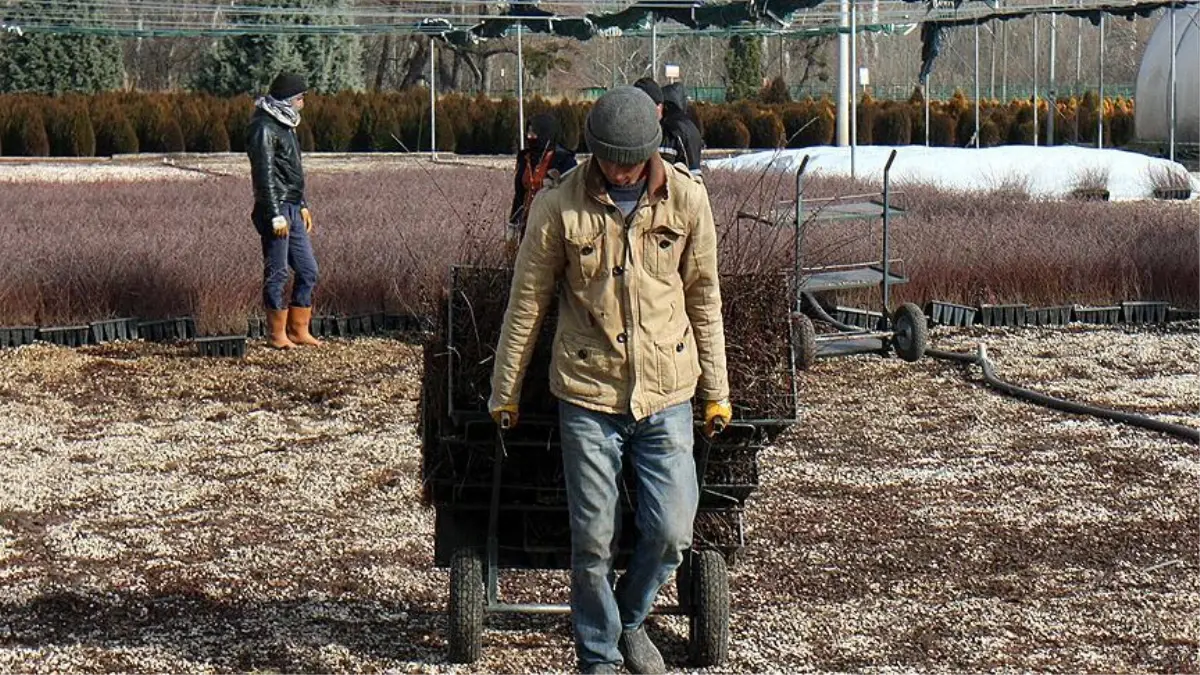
[891,302,928,363]
[448,548,485,664]
[688,550,730,667]
[791,313,817,371]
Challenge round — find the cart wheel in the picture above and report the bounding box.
[791,313,817,371]
[688,550,730,667]
[891,302,928,363]
[448,548,484,663]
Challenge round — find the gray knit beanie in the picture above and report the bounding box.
[585,86,662,165]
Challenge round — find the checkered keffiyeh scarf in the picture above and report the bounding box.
[255,95,301,128]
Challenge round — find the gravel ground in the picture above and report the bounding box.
[0,324,1196,674]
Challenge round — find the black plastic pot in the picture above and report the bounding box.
[0,326,38,348]
[195,335,247,358]
[89,317,138,344]
[926,301,977,327]
[979,304,1029,327]
[1026,306,1074,327]
[37,325,91,347]
[138,317,196,343]
[1121,301,1169,325]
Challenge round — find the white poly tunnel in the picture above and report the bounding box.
[1134,3,1199,143]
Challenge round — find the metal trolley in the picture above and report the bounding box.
[736,149,928,369]
[420,266,799,667]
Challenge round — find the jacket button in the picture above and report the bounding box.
[659,239,671,249]
[612,266,624,276]
[581,246,594,256]
[676,342,685,352]
[577,349,588,359]
[616,333,627,343]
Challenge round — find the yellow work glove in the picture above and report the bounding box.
[300,207,314,233]
[490,404,519,430]
[270,215,289,238]
[703,399,732,437]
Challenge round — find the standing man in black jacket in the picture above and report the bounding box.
[246,72,321,349]
[659,83,704,176]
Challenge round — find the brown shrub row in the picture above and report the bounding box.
[0,89,1135,157]
[692,89,1135,149]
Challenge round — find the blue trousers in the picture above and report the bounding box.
[559,400,698,669]
[257,202,318,310]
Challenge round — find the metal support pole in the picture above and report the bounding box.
[430,35,437,158]
[837,0,850,145]
[779,33,786,79]
[989,21,997,100]
[1033,15,1039,146]
[651,19,658,79]
[850,0,857,178]
[1076,16,1083,89]
[974,21,981,147]
[1098,14,1105,148]
[1169,0,1176,162]
[1002,19,1008,100]
[924,78,931,146]
[1048,13,1057,145]
[516,21,525,151]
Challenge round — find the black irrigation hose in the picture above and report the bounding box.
[928,345,1200,444]
[801,292,872,333]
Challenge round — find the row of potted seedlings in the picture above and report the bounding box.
[1,301,1192,357]
[830,300,1195,330]
[0,313,430,357]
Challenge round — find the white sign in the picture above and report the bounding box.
[664,64,681,80]
[858,67,870,86]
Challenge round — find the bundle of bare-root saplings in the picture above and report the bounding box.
[421,266,798,567]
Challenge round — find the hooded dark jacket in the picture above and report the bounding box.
[509,113,578,225]
[659,83,704,175]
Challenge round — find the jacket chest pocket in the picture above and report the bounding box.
[565,225,606,283]
[642,219,687,279]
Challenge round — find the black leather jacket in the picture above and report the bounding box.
[246,108,305,220]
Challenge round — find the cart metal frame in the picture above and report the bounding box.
[432,263,802,666]
[736,149,927,365]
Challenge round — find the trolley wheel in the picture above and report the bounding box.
[448,548,484,664]
[891,302,928,362]
[790,313,817,371]
[687,550,730,667]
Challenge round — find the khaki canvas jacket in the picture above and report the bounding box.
[490,154,729,420]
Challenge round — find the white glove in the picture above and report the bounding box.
[271,215,289,238]
[505,221,521,244]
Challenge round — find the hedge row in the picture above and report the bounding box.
[692,90,1136,149]
[0,89,1135,157]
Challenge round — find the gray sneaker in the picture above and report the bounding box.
[581,663,620,675]
[618,626,666,675]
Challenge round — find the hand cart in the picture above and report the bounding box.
[735,149,928,369]
[420,266,800,668]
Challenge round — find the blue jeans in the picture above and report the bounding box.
[258,202,319,310]
[559,400,699,669]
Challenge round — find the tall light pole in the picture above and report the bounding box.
[837,0,850,145]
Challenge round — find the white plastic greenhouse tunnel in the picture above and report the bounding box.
[1134,2,1199,144]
